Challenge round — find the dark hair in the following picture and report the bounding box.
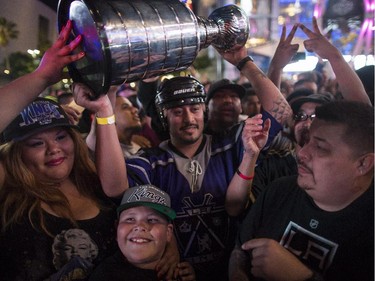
[57,92,74,105]
[294,78,316,88]
[155,76,205,129]
[0,128,108,236]
[316,101,374,155]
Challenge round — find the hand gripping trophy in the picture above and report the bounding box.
[58,0,249,96]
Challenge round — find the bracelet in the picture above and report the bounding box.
[236,56,254,71]
[236,169,254,180]
[96,114,115,125]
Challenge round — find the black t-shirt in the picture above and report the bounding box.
[238,176,374,281]
[251,153,298,198]
[0,208,118,281]
[89,251,160,281]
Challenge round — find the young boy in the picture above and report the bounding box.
[89,184,195,281]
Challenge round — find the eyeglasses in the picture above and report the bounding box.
[293,112,316,121]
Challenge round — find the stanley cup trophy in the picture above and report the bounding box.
[58,0,249,96]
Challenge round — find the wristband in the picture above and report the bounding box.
[236,56,254,71]
[236,169,254,180]
[96,114,115,125]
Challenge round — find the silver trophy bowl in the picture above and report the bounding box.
[58,0,249,96]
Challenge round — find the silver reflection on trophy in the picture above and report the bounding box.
[58,0,249,96]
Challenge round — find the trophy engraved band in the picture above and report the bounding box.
[58,0,249,96]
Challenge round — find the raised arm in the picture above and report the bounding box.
[225,115,270,216]
[0,20,84,132]
[73,83,128,197]
[267,24,299,89]
[218,47,292,125]
[300,17,370,104]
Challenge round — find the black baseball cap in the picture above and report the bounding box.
[291,93,335,113]
[206,79,245,103]
[2,97,77,142]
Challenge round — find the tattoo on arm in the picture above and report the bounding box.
[270,96,292,125]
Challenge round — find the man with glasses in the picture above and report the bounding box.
[290,94,334,148]
[250,93,334,199]
[229,100,374,281]
[250,18,371,200]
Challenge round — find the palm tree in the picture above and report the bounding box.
[0,17,19,71]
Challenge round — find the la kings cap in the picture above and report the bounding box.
[2,97,77,142]
[117,184,176,220]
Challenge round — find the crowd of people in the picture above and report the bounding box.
[0,16,373,281]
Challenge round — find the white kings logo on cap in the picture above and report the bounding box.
[128,186,168,206]
[19,101,65,127]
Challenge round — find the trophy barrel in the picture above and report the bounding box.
[58,0,249,97]
[58,0,200,96]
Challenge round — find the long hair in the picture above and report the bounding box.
[0,128,107,236]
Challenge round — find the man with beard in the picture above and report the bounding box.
[77,40,293,279]
[250,17,371,199]
[120,76,280,281]
[205,79,246,136]
[75,75,282,281]
[228,101,374,281]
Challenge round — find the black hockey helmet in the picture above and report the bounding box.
[155,76,206,129]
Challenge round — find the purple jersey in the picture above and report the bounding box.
[126,111,281,280]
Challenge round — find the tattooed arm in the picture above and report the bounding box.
[218,46,292,125]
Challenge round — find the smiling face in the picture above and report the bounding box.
[166,103,205,147]
[115,96,142,134]
[20,127,75,183]
[297,119,362,211]
[117,206,173,269]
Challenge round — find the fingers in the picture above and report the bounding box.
[54,20,72,49]
[176,262,196,281]
[291,43,299,52]
[54,20,85,62]
[60,105,80,125]
[303,40,315,53]
[243,115,263,136]
[245,114,263,128]
[280,24,286,41]
[241,238,266,251]
[157,264,176,280]
[156,256,179,280]
[72,83,95,102]
[60,35,83,55]
[286,24,298,43]
[312,16,322,35]
[299,22,314,38]
[262,118,271,134]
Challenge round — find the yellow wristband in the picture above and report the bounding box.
[96,114,115,125]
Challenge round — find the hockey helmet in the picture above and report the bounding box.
[155,76,206,129]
